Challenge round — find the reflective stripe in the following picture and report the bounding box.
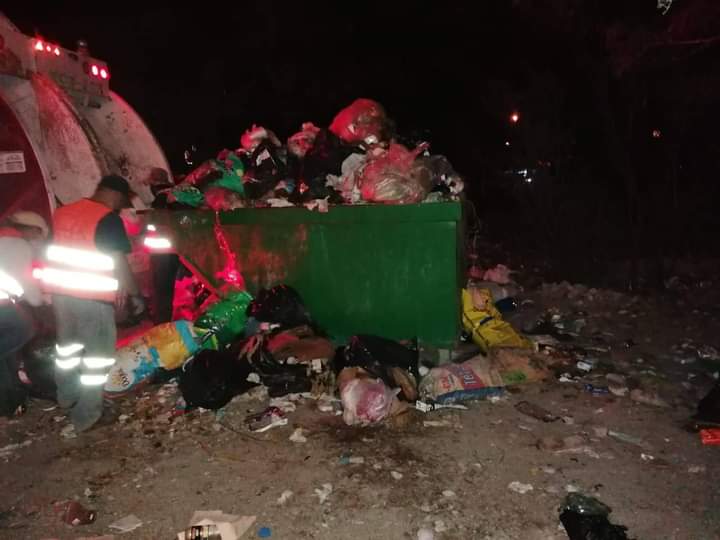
[36,267,118,292]
[143,236,172,250]
[56,357,81,370]
[82,357,115,369]
[146,224,157,232]
[0,269,24,299]
[80,374,108,386]
[56,343,84,357]
[46,245,115,271]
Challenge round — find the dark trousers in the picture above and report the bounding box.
[0,303,35,415]
[150,254,180,324]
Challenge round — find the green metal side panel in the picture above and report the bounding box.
[150,202,462,347]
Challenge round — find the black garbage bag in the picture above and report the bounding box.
[289,129,355,204]
[21,344,57,401]
[694,382,720,425]
[559,493,631,540]
[243,141,287,200]
[240,335,311,397]
[179,348,255,410]
[247,285,313,330]
[334,335,419,401]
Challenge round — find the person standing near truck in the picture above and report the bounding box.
[0,212,48,415]
[37,175,145,431]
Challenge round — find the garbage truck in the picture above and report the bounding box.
[0,12,170,224]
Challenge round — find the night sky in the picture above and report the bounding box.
[4,3,560,173]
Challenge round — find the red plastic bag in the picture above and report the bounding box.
[329,98,388,144]
[358,143,430,204]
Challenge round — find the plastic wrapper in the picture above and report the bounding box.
[184,160,224,188]
[415,155,464,196]
[287,122,321,158]
[338,368,399,426]
[330,98,388,144]
[462,288,531,353]
[358,143,430,204]
[105,320,199,397]
[325,153,366,203]
[169,185,204,208]
[243,141,287,200]
[195,291,253,348]
[419,356,506,404]
[241,125,281,152]
[209,152,245,195]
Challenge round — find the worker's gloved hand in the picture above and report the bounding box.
[129,295,147,317]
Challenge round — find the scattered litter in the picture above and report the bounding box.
[560,493,630,540]
[423,420,455,428]
[434,520,448,533]
[584,384,610,396]
[608,430,649,449]
[277,490,294,505]
[415,400,468,412]
[593,427,609,438]
[565,484,581,493]
[442,490,456,498]
[630,388,670,408]
[245,407,288,432]
[700,428,720,445]
[0,439,32,460]
[54,500,96,526]
[178,511,256,540]
[640,453,654,462]
[257,526,272,538]
[688,465,706,474]
[61,424,77,439]
[289,428,308,444]
[109,514,143,533]
[541,466,557,475]
[515,401,559,422]
[315,484,333,504]
[508,481,534,494]
[608,385,629,397]
[417,528,435,540]
[339,454,365,465]
[391,471,404,481]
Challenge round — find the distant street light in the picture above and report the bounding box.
[510,112,520,124]
[505,141,511,147]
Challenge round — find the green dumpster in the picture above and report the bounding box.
[150,202,462,347]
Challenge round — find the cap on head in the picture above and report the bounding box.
[8,211,49,238]
[98,174,132,197]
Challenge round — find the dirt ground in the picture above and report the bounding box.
[1,278,719,540]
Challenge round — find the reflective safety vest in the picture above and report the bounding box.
[37,199,119,303]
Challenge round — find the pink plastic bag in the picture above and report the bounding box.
[287,122,321,157]
[358,143,430,204]
[330,98,388,144]
[340,377,398,426]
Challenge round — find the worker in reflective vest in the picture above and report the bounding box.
[38,175,145,432]
[0,212,48,416]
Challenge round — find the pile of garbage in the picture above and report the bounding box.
[165,99,464,212]
[98,273,562,428]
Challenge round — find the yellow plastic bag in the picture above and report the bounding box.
[462,288,531,353]
[143,320,199,370]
